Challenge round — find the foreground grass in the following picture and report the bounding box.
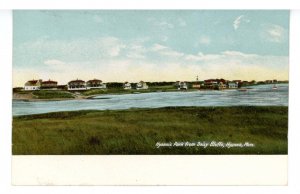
[12,106,288,155]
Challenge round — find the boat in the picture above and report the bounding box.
[272,84,278,90]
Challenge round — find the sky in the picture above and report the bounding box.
[13,10,289,87]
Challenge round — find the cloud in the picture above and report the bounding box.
[156,21,174,29]
[262,24,286,43]
[199,35,211,45]
[148,18,174,29]
[13,38,288,87]
[233,15,250,30]
[15,36,126,63]
[150,44,184,58]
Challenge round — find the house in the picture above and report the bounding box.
[136,81,148,90]
[218,82,227,90]
[41,79,58,90]
[192,83,201,89]
[204,79,218,89]
[86,79,106,90]
[24,79,42,91]
[178,81,188,90]
[123,82,132,90]
[68,79,87,90]
[228,82,238,89]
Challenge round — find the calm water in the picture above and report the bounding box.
[12,84,288,116]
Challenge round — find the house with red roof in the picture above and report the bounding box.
[41,79,58,90]
[86,79,106,90]
[68,79,87,91]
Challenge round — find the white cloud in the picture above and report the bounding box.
[126,44,146,59]
[263,24,286,43]
[148,18,174,29]
[13,50,288,87]
[16,36,126,61]
[233,15,250,30]
[156,21,174,29]
[150,44,184,58]
[13,37,288,87]
[199,35,211,45]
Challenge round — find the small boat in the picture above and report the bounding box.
[272,84,278,90]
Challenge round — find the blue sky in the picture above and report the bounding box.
[13,10,289,86]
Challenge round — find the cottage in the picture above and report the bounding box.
[192,81,201,89]
[123,82,132,90]
[24,79,42,91]
[41,79,58,90]
[204,79,218,89]
[136,81,148,90]
[68,79,87,90]
[218,82,227,90]
[86,79,106,90]
[178,81,188,90]
[228,82,238,89]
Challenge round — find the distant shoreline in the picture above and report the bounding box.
[12,83,288,102]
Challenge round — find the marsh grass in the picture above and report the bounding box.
[12,106,288,155]
[32,90,74,99]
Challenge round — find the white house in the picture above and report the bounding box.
[24,79,42,91]
[136,81,148,90]
[123,82,132,90]
[178,81,188,90]
[228,82,238,89]
[68,79,87,90]
[218,82,227,90]
[86,79,106,90]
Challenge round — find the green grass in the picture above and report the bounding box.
[32,90,74,99]
[81,88,132,96]
[81,86,179,96]
[12,106,288,155]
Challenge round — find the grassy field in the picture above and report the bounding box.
[81,86,179,96]
[12,106,288,155]
[32,90,74,99]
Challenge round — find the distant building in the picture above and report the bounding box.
[192,83,201,89]
[86,79,106,90]
[204,79,218,89]
[123,82,132,90]
[178,81,188,90]
[68,79,87,90]
[228,82,238,89]
[218,82,227,90]
[24,79,42,91]
[136,81,148,90]
[41,79,58,90]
